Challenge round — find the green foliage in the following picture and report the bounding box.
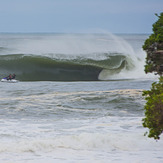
[142,77,163,140]
[143,34,156,50]
[142,13,163,140]
[142,12,163,75]
[153,13,163,42]
[143,13,163,50]
[144,62,154,74]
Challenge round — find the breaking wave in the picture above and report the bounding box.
[0,33,149,81]
[0,53,134,81]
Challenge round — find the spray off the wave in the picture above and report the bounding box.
[1,33,163,163]
[0,33,149,81]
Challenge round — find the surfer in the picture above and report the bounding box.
[6,74,16,80]
[12,74,16,79]
[7,74,12,80]
[1,74,17,83]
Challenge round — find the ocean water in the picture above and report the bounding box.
[0,33,163,163]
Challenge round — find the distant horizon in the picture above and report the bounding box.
[0,32,151,35]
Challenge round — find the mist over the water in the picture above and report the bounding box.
[1,33,163,163]
[0,33,152,81]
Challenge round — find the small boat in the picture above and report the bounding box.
[1,77,18,83]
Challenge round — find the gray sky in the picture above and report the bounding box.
[0,0,162,33]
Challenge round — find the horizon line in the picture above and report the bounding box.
[0,32,151,35]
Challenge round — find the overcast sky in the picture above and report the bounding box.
[0,0,162,33]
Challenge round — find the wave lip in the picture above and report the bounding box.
[0,53,134,81]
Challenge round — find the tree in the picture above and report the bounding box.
[142,13,163,140]
[143,13,163,50]
[142,77,163,140]
[143,13,163,76]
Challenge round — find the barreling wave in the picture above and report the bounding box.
[0,53,134,81]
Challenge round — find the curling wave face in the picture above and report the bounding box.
[0,53,134,81]
[0,33,147,81]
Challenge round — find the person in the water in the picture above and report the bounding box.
[7,74,12,80]
[6,74,16,80]
[12,74,16,79]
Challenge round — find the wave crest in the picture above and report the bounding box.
[0,53,134,81]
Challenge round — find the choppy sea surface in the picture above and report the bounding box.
[0,33,163,163]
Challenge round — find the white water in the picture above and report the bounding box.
[0,105,163,163]
[0,33,155,80]
[0,34,162,163]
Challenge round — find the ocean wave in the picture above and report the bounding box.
[0,53,134,81]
